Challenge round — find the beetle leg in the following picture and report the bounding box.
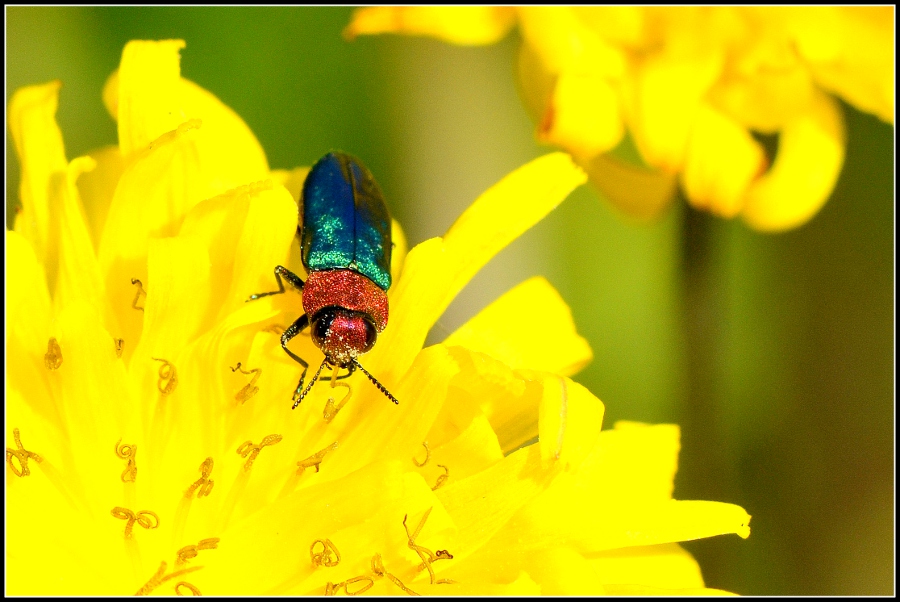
[278,313,311,404]
[248,265,305,301]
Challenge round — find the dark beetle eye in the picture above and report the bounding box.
[311,310,337,348]
[361,318,377,353]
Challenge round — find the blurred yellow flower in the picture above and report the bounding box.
[347,6,894,231]
[7,39,750,595]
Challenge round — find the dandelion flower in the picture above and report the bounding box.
[346,6,894,231]
[7,39,750,595]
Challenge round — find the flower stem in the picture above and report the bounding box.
[677,202,738,582]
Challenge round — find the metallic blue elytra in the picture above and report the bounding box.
[300,152,392,291]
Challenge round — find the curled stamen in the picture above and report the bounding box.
[412,442,430,467]
[152,358,178,395]
[176,537,220,567]
[114,438,138,483]
[114,338,125,358]
[339,576,375,596]
[230,362,261,404]
[131,278,146,312]
[371,553,419,596]
[323,367,351,423]
[237,434,282,472]
[6,427,43,477]
[44,337,63,370]
[174,582,201,596]
[111,507,159,539]
[416,549,455,573]
[403,508,453,585]
[431,465,449,491]
[296,442,338,477]
[185,457,215,498]
[135,561,202,596]
[310,538,341,567]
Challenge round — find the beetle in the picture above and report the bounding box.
[249,152,398,408]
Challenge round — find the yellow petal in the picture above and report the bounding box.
[53,156,109,318]
[371,153,586,383]
[710,27,817,133]
[624,45,723,173]
[345,7,516,45]
[581,153,678,220]
[98,122,209,345]
[213,182,298,321]
[6,232,52,359]
[742,91,845,231]
[573,499,752,551]
[681,104,766,218]
[367,237,448,384]
[75,145,125,249]
[131,235,211,363]
[585,421,681,503]
[202,460,435,595]
[517,7,625,76]
[8,81,67,277]
[53,301,132,506]
[520,547,609,595]
[777,6,895,124]
[325,345,458,477]
[441,153,586,319]
[179,77,270,188]
[389,218,408,286]
[115,40,186,159]
[538,71,624,159]
[269,165,309,201]
[605,583,737,596]
[537,376,605,471]
[421,414,505,483]
[440,347,542,454]
[586,543,705,590]
[111,40,269,185]
[491,488,750,556]
[516,40,556,125]
[434,444,559,562]
[443,276,592,376]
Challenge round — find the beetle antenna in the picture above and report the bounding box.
[353,360,399,405]
[293,358,329,409]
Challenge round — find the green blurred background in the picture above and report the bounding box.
[6,7,894,595]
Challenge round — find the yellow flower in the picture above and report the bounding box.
[346,6,894,231]
[7,39,750,595]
